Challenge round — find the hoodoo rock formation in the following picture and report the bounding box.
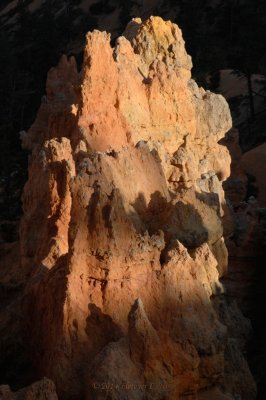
[2,16,257,399]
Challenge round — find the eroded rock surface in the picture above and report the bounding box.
[15,16,256,399]
[0,378,58,400]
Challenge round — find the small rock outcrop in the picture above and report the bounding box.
[15,16,256,399]
[0,378,58,400]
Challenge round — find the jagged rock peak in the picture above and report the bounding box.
[16,16,256,400]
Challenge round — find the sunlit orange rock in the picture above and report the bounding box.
[20,16,256,400]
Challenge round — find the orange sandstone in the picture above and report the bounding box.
[18,17,256,400]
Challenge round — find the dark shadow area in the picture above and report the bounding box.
[245,174,259,201]
[220,131,266,397]
[87,184,101,233]
[196,191,220,212]
[139,192,208,245]
[137,67,153,85]
[0,282,33,389]
[90,0,116,16]
[0,221,19,243]
[131,190,209,264]
[0,255,69,395]
[238,110,266,152]
[85,303,123,358]
[247,255,266,400]
[246,210,266,398]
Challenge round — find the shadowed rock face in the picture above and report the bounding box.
[219,128,266,398]
[0,378,58,400]
[5,16,255,399]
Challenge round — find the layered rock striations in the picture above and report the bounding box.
[17,17,256,399]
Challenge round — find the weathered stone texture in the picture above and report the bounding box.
[16,16,256,400]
